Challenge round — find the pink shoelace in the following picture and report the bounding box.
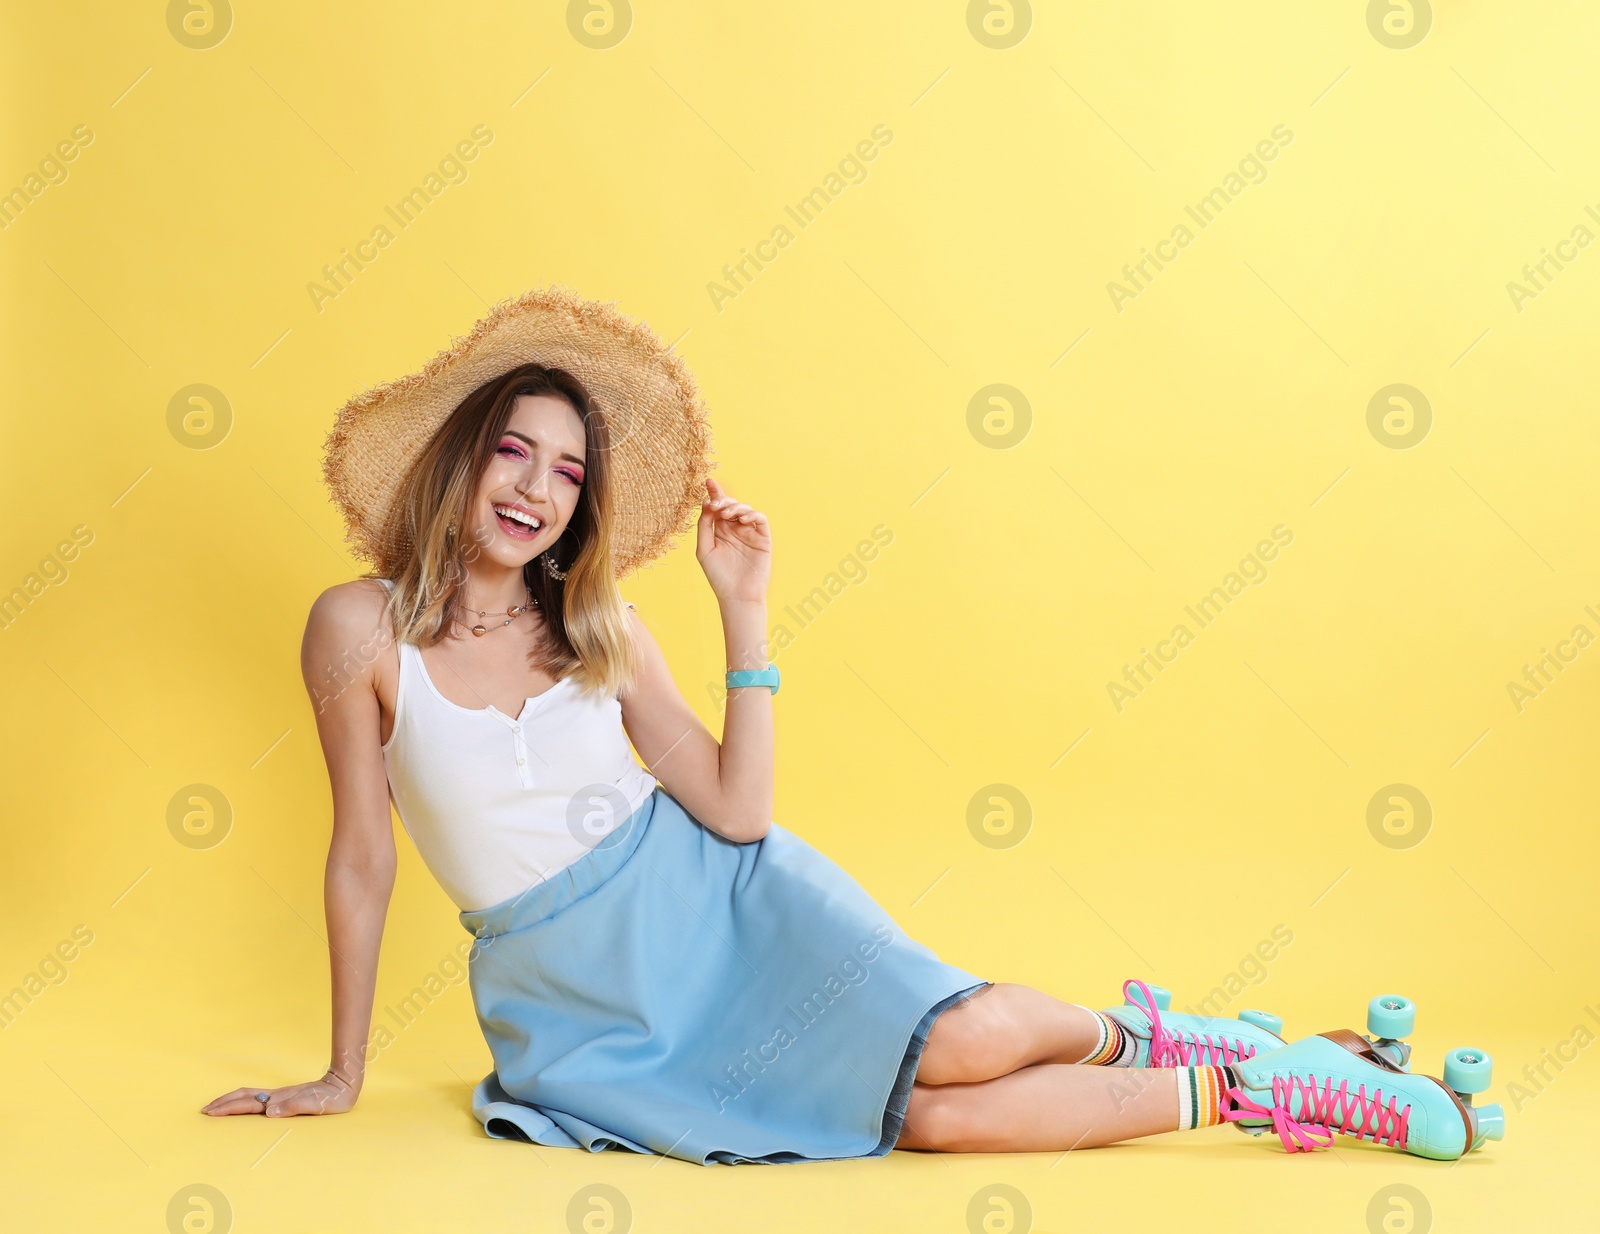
[1221,1071,1412,1152]
[1122,979,1259,1067]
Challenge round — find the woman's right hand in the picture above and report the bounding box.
[201,1069,360,1118]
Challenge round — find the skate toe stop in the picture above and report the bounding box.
[1473,1102,1505,1145]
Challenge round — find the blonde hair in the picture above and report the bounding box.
[373,362,639,700]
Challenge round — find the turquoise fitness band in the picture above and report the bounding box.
[725,664,780,695]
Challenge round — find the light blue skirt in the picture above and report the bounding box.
[458,784,989,1165]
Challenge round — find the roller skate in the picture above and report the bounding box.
[1223,1029,1505,1160]
[1104,978,1287,1067]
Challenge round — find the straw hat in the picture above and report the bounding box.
[321,284,715,579]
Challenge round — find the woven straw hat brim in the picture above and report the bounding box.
[321,284,714,579]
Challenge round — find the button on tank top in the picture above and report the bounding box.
[376,578,657,912]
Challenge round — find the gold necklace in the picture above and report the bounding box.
[460,589,537,637]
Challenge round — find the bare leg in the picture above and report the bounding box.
[916,982,1112,1086]
[897,1063,1178,1152]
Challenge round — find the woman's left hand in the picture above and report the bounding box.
[695,476,771,606]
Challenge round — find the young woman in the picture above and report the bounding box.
[202,290,1501,1164]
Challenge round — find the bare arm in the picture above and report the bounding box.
[620,477,774,843]
[203,580,396,1117]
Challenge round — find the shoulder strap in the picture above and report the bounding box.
[375,578,404,661]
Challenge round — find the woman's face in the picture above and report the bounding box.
[468,393,588,567]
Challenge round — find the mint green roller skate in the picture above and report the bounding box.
[1223,1029,1506,1160]
[1104,978,1287,1067]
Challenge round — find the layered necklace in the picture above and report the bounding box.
[459,589,538,637]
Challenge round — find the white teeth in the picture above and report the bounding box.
[494,504,541,530]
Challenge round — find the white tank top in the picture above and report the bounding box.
[376,578,657,912]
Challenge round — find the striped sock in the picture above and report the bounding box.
[1175,1065,1239,1130]
[1072,1006,1138,1066]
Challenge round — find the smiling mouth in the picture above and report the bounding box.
[492,503,543,541]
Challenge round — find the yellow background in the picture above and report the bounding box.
[3,1,1596,1230]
